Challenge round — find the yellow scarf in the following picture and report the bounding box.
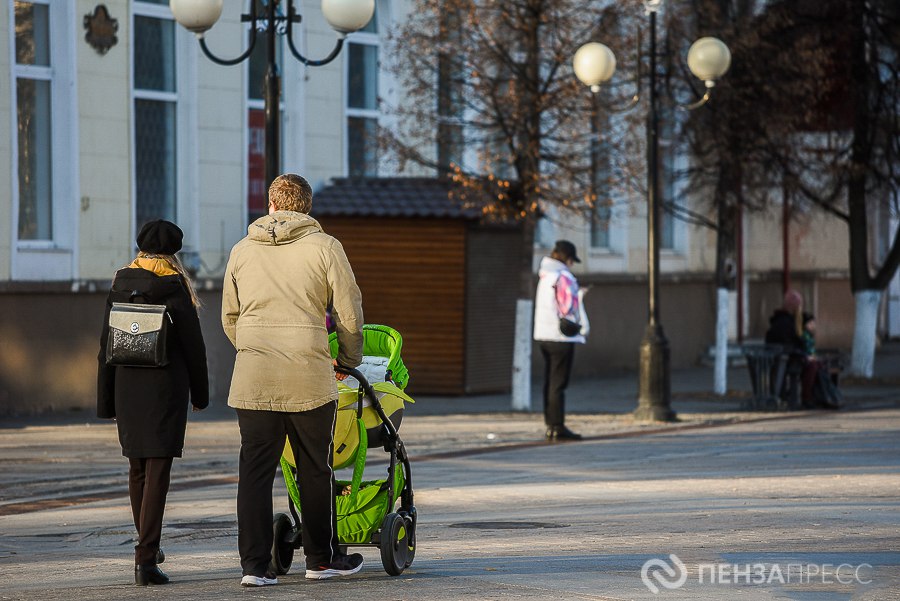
[129,257,178,277]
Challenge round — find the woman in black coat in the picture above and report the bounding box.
[97,220,208,586]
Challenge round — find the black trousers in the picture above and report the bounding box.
[539,341,575,427]
[128,456,173,566]
[236,402,339,576]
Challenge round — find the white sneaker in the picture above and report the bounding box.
[240,574,278,587]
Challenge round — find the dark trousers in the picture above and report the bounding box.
[236,402,338,576]
[128,456,173,566]
[801,358,819,406]
[539,341,575,427]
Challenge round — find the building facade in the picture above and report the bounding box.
[1,0,896,412]
[1,0,411,412]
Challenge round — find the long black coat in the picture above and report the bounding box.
[97,268,209,458]
[764,309,804,353]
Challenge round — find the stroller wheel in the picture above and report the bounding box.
[379,513,409,576]
[401,512,416,569]
[270,513,295,575]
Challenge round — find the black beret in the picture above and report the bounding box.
[136,220,183,255]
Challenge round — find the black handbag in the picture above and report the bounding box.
[106,293,171,367]
[559,317,581,337]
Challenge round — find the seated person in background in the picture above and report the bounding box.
[765,290,805,353]
[765,290,836,409]
[802,313,816,357]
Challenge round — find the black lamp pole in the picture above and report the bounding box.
[574,2,729,422]
[195,0,347,195]
[634,8,675,421]
[263,0,280,193]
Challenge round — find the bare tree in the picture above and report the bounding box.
[384,0,643,407]
[669,0,899,379]
[749,0,900,376]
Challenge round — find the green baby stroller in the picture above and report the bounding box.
[270,325,417,576]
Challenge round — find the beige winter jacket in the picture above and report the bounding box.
[222,211,364,412]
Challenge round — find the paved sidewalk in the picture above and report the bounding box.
[0,408,898,600]
[0,346,897,600]
[409,340,900,417]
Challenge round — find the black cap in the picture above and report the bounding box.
[553,240,581,263]
[136,220,183,255]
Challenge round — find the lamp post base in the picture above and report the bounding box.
[634,322,677,422]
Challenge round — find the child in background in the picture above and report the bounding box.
[802,313,816,357]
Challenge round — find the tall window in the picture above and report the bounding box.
[658,105,677,251]
[659,145,676,250]
[590,106,612,249]
[133,1,177,229]
[14,0,52,241]
[346,11,379,177]
[437,10,464,170]
[247,0,283,223]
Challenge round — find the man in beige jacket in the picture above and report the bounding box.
[222,174,364,586]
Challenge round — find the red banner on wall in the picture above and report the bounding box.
[248,109,266,214]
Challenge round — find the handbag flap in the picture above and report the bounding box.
[109,302,166,335]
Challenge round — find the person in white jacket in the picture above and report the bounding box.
[533,240,589,441]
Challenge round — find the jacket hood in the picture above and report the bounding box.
[112,268,183,304]
[538,256,567,277]
[248,211,323,245]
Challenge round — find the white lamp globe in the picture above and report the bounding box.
[573,43,617,92]
[687,36,731,86]
[169,0,223,35]
[322,0,375,34]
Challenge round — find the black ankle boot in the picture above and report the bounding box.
[545,425,582,441]
[135,564,169,586]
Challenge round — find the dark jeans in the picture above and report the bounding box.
[236,402,339,576]
[539,340,576,427]
[128,456,173,566]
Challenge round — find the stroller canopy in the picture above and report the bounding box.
[329,324,410,390]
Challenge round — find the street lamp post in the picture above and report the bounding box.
[573,1,731,421]
[169,0,375,194]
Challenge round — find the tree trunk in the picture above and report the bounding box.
[510,1,543,411]
[714,288,730,395]
[847,0,878,377]
[511,220,537,411]
[713,163,738,395]
[851,290,882,378]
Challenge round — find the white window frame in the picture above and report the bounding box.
[9,0,79,280]
[130,1,198,251]
[343,9,382,177]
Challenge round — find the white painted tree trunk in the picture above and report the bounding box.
[850,289,882,378]
[714,288,730,395]
[511,299,534,411]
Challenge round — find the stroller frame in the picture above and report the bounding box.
[270,366,417,576]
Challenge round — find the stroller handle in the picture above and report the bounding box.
[334,364,369,386]
[333,365,400,440]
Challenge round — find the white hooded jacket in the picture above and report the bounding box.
[533,256,589,343]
